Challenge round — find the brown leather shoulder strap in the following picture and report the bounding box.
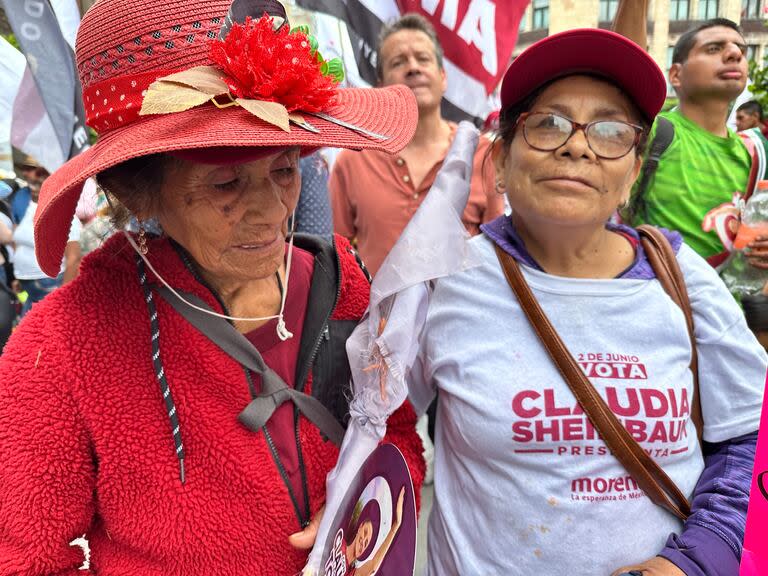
[636,225,703,442]
[493,244,691,520]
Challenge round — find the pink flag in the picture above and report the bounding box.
[740,370,768,575]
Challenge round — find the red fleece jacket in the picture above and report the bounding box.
[0,234,424,575]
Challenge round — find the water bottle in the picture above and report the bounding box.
[720,180,768,296]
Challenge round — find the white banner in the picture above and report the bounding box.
[11,68,66,173]
[0,38,27,176]
[49,0,81,51]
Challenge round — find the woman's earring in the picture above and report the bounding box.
[137,223,149,255]
[495,180,506,195]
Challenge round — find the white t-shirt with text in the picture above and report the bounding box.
[409,235,766,575]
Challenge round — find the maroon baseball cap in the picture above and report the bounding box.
[500,28,666,121]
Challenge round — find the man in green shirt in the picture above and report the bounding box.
[632,103,750,265]
[614,7,768,269]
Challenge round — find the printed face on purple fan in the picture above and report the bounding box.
[352,520,374,560]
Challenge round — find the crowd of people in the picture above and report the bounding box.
[0,0,765,574]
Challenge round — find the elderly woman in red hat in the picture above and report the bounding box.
[408,29,766,576]
[0,0,424,574]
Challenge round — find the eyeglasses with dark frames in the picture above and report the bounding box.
[515,112,644,160]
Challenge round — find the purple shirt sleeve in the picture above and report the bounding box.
[659,431,757,576]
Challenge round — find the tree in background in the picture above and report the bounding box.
[1,33,18,49]
[749,57,768,110]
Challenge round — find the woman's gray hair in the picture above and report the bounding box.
[96,153,174,228]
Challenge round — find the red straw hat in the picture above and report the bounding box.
[500,28,666,122]
[35,0,418,277]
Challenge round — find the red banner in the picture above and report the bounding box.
[395,0,530,94]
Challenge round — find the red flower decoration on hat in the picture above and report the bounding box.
[209,15,338,113]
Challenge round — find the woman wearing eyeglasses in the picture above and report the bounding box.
[407,29,766,576]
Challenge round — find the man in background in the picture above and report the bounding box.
[736,100,768,136]
[736,100,766,134]
[330,13,504,278]
[616,10,767,267]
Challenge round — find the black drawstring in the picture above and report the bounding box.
[137,255,186,484]
[133,255,281,487]
[135,250,322,486]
